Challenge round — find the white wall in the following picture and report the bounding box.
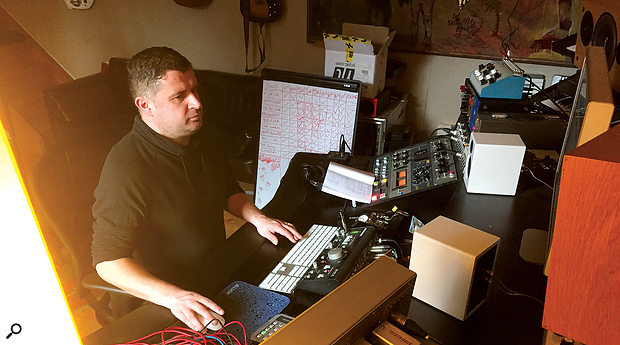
[393,53,578,139]
[0,0,576,138]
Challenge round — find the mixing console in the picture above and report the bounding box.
[369,136,460,204]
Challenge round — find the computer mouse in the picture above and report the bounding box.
[197,311,225,332]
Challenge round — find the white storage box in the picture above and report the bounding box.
[323,23,395,98]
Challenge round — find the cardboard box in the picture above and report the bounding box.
[323,23,395,98]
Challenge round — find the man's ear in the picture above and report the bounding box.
[135,96,153,116]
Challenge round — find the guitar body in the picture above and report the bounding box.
[241,0,282,23]
[173,0,210,7]
[240,0,282,72]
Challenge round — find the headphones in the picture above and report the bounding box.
[301,164,325,189]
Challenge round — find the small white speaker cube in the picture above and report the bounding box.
[463,132,526,196]
[409,216,500,321]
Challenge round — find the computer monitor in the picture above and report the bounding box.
[254,69,362,209]
[520,46,615,268]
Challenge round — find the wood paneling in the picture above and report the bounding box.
[543,125,620,345]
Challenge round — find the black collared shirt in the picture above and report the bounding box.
[91,116,242,287]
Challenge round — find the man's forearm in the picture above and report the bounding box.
[95,257,225,331]
[226,192,301,245]
[226,192,266,224]
[95,257,183,308]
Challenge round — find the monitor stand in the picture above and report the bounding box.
[519,228,548,266]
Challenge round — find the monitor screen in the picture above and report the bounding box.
[254,69,361,209]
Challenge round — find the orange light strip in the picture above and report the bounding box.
[0,118,82,343]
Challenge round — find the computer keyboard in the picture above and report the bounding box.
[259,224,339,294]
[259,224,377,296]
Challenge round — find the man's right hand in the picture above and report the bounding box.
[95,258,225,332]
[166,290,225,332]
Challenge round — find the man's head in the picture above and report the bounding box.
[127,46,193,100]
[127,47,202,146]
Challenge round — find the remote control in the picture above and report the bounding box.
[250,313,294,343]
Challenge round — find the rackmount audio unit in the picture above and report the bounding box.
[458,78,567,151]
[369,136,460,205]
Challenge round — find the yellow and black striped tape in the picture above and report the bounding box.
[323,33,371,62]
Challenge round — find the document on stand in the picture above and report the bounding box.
[321,161,375,204]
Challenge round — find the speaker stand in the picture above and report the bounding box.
[519,228,548,265]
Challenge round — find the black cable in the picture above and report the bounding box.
[307,178,321,189]
[215,324,235,345]
[389,312,444,344]
[490,276,544,306]
[524,74,570,119]
[433,149,460,155]
[522,165,553,190]
[429,127,452,138]
[301,164,323,190]
[245,23,266,73]
[339,210,349,232]
[221,328,235,345]
[172,336,202,344]
[199,318,238,345]
[500,0,521,57]
[378,238,403,259]
[340,200,349,231]
[199,318,220,333]
[339,134,352,153]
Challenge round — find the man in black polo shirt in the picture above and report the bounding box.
[91,47,301,331]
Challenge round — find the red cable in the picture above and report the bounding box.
[226,320,247,345]
[112,321,248,345]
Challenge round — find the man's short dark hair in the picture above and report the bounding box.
[127,46,193,99]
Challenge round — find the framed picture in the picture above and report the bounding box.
[307,0,576,66]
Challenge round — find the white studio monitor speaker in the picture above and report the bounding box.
[410,216,500,321]
[463,132,526,195]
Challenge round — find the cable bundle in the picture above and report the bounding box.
[113,321,248,345]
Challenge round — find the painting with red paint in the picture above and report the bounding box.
[308,0,576,66]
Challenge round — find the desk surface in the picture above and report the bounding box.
[409,182,550,345]
[84,152,551,345]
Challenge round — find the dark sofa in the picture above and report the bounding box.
[28,61,262,324]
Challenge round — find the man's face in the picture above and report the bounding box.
[145,69,202,145]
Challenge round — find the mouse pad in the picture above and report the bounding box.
[213,281,290,341]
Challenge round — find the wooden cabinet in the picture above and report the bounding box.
[543,125,620,345]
